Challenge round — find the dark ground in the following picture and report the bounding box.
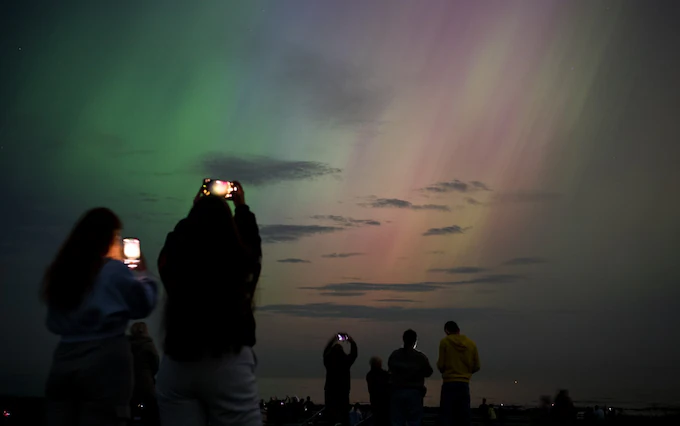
[2,396,679,425]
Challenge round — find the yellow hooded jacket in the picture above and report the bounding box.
[436,334,480,383]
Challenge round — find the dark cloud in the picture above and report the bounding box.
[259,302,501,322]
[259,224,343,243]
[310,215,381,227]
[201,154,341,186]
[470,181,492,191]
[321,252,364,259]
[275,48,392,126]
[360,198,450,212]
[422,225,470,236]
[376,299,418,303]
[493,191,561,203]
[504,257,548,265]
[300,282,442,293]
[319,292,366,297]
[465,197,483,206]
[300,275,522,294]
[276,258,311,264]
[429,266,489,274]
[445,274,524,284]
[422,180,492,193]
[426,250,446,255]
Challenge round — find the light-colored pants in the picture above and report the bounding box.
[156,347,262,426]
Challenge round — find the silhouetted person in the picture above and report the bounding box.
[43,208,158,426]
[349,403,364,426]
[551,390,576,424]
[593,405,605,421]
[388,329,433,426]
[129,321,160,426]
[497,404,506,425]
[366,356,390,426]
[156,182,263,426]
[488,405,498,423]
[479,398,489,424]
[324,333,358,426]
[437,321,480,426]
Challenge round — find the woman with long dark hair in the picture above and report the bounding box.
[156,181,263,426]
[43,207,158,426]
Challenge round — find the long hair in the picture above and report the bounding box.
[161,195,250,359]
[42,207,122,311]
[185,195,242,249]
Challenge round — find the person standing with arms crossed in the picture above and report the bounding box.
[437,321,480,426]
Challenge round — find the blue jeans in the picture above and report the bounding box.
[439,382,471,426]
[391,388,423,426]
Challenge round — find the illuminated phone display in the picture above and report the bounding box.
[202,178,236,199]
[123,238,141,269]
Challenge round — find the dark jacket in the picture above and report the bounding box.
[388,348,433,390]
[324,340,358,392]
[366,367,390,408]
[158,204,262,362]
[129,335,159,402]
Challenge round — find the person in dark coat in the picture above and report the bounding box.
[155,182,264,426]
[324,333,358,426]
[129,321,160,425]
[366,356,390,426]
[551,389,576,424]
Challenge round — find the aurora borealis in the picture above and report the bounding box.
[1,0,679,405]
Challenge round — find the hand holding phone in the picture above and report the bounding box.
[230,180,245,206]
[136,253,148,272]
[201,178,237,199]
[123,238,141,270]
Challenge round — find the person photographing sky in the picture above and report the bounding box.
[155,180,263,426]
[42,208,158,426]
[437,321,480,426]
[324,333,358,426]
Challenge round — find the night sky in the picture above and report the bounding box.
[1,0,679,405]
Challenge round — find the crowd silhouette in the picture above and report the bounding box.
[40,179,597,426]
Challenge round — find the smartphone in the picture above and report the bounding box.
[202,178,236,199]
[337,334,348,342]
[123,238,141,269]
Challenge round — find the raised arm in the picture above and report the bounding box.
[157,219,188,297]
[233,204,262,296]
[111,261,158,319]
